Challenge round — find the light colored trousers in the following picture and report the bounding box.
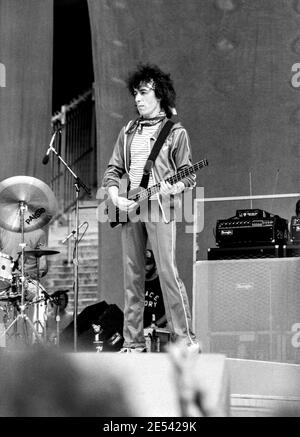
[121,214,197,348]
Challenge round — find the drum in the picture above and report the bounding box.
[0,252,13,292]
[0,300,16,347]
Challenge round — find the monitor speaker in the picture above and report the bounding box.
[60,301,124,352]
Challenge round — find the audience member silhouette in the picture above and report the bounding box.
[0,346,133,417]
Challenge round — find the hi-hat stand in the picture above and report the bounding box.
[46,136,91,351]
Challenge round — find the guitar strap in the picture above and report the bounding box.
[139,119,174,189]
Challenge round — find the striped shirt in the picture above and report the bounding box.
[129,124,161,191]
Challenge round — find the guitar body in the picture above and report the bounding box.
[105,197,126,228]
[105,187,143,228]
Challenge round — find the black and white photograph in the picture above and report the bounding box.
[0,0,300,420]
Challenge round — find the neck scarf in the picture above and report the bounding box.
[125,112,167,134]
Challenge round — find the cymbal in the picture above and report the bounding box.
[0,176,58,232]
[18,248,60,257]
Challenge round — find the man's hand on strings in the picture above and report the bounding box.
[114,196,137,212]
[108,186,137,212]
[160,180,185,197]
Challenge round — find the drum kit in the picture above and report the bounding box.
[0,175,61,348]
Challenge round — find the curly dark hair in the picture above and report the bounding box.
[126,63,176,118]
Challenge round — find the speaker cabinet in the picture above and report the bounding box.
[193,258,300,363]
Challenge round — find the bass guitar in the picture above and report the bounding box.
[105,158,208,228]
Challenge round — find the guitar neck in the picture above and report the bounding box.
[133,159,208,203]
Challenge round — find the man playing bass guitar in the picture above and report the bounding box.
[102,63,202,353]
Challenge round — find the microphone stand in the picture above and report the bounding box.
[48,144,91,352]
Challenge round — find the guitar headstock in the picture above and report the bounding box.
[196,158,208,169]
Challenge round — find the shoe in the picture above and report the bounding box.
[187,342,202,354]
[119,346,147,353]
[119,348,130,353]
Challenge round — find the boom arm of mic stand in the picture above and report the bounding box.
[50,146,91,195]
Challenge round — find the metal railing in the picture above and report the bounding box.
[50,88,97,216]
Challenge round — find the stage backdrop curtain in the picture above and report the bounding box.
[88,0,300,309]
[0,0,53,181]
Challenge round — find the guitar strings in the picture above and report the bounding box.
[134,159,207,202]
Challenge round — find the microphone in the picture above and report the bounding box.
[42,128,61,165]
[61,222,87,244]
[42,148,52,165]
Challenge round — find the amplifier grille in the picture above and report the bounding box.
[193,258,300,363]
